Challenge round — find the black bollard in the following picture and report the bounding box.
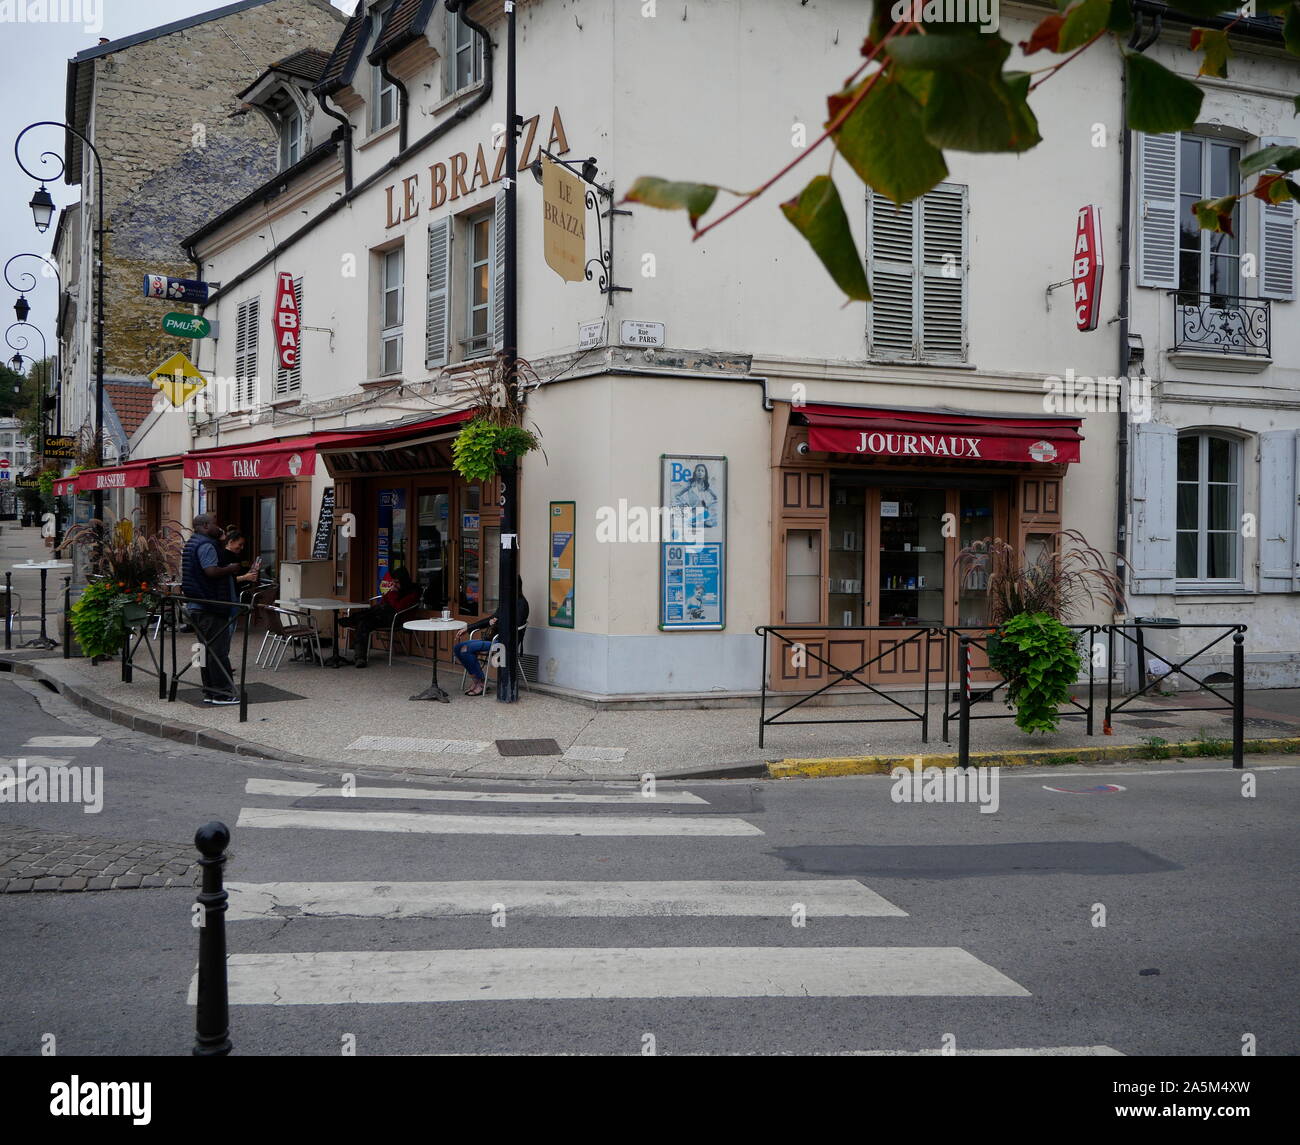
[193,821,232,1057]
[958,635,972,769]
[4,571,11,651]
[63,578,71,659]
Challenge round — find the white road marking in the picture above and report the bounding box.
[224,879,905,921]
[193,946,1028,1005]
[21,736,101,748]
[244,777,707,804]
[1000,764,1300,779]
[235,806,762,836]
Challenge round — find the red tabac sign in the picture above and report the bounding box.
[184,447,313,482]
[1072,206,1103,332]
[274,272,300,370]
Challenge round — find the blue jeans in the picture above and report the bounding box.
[454,638,493,682]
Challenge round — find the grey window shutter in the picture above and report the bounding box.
[274,278,303,397]
[493,189,507,352]
[1129,421,1178,594]
[1137,132,1179,289]
[867,190,915,359]
[236,297,260,407]
[919,183,967,361]
[1258,429,1299,592]
[425,217,452,368]
[1258,136,1296,302]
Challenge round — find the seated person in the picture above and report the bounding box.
[340,566,420,667]
[455,578,530,696]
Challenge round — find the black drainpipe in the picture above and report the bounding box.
[379,57,409,152]
[315,89,353,192]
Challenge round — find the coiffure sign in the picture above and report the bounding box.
[183,450,310,481]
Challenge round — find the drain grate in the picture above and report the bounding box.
[495,738,562,757]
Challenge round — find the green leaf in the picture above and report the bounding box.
[1190,28,1232,79]
[780,175,872,303]
[1285,3,1300,55]
[1058,0,1110,53]
[1240,144,1300,176]
[1124,53,1203,133]
[1107,0,1134,36]
[887,33,1041,153]
[827,77,948,204]
[1192,196,1236,236]
[622,177,720,229]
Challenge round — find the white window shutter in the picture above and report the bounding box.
[867,191,915,359]
[493,189,507,352]
[919,183,967,361]
[425,218,452,368]
[274,278,303,397]
[1129,421,1178,594]
[235,297,260,407]
[1258,136,1296,302]
[1258,429,1299,592]
[1137,132,1179,289]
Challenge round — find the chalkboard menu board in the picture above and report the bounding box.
[311,487,335,560]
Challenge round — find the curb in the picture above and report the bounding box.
[767,737,1300,778]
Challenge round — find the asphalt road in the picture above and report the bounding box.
[1,673,1296,1057]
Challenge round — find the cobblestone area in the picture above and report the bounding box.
[0,824,202,893]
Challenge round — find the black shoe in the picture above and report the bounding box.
[204,695,240,706]
[355,658,368,668]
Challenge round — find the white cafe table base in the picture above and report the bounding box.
[403,618,467,702]
[11,561,74,650]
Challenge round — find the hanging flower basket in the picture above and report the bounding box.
[451,418,539,483]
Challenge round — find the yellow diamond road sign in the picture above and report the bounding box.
[148,351,207,407]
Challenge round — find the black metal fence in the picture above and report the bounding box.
[757,622,1249,769]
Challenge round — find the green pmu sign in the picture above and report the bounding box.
[162,312,211,339]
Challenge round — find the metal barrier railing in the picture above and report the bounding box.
[758,622,1249,770]
[754,624,945,749]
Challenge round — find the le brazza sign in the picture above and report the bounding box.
[183,447,313,481]
[1072,205,1104,332]
[273,272,300,370]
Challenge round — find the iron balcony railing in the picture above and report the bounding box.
[1171,290,1270,358]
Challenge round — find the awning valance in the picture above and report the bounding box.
[318,410,473,475]
[796,404,1083,465]
[182,434,343,481]
[73,460,160,491]
[53,477,78,497]
[316,410,473,454]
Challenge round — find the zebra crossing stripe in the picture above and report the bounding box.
[224,879,907,921]
[235,806,762,836]
[192,946,1030,1005]
[244,777,708,805]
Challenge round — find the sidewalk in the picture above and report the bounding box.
[1,522,68,650]
[6,635,1299,780]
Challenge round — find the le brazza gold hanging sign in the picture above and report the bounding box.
[542,158,586,283]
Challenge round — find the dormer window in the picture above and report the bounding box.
[445,6,483,95]
[281,108,303,168]
[373,65,398,131]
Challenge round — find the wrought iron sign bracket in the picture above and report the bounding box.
[533,147,631,298]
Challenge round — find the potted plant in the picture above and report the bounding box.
[58,517,184,660]
[450,358,543,483]
[956,531,1123,734]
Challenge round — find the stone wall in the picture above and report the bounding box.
[86,0,343,381]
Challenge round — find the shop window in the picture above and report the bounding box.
[829,481,865,626]
[959,491,997,626]
[417,490,449,606]
[459,505,481,613]
[483,524,500,615]
[877,489,946,626]
[784,529,822,624]
[1176,432,1241,581]
[377,486,408,590]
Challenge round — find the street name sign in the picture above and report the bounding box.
[620,320,665,347]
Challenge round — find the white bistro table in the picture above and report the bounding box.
[10,560,74,649]
[277,597,372,668]
[403,617,467,702]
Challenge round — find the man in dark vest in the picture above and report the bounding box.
[182,513,257,704]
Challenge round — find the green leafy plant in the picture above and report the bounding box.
[626,5,1300,304]
[986,611,1082,735]
[1190,729,1230,757]
[1139,735,1170,760]
[450,357,543,482]
[69,578,128,660]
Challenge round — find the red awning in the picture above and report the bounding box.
[74,459,162,491]
[182,433,344,481]
[314,410,473,453]
[797,404,1083,465]
[53,477,78,497]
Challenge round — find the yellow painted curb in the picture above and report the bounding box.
[767,736,1300,779]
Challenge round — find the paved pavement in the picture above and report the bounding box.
[1,672,1296,1056]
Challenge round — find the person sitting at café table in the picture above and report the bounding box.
[454,578,529,696]
[339,565,420,667]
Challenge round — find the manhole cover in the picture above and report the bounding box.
[495,738,563,757]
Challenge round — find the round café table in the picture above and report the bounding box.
[277,598,373,668]
[11,560,73,650]
[404,617,467,702]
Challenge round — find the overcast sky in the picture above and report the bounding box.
[1,0,353,364]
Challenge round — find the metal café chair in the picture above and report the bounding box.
[259,605,321,670]
[4,589,36,644]
[459,622,530,695]
[355,582,427,667]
